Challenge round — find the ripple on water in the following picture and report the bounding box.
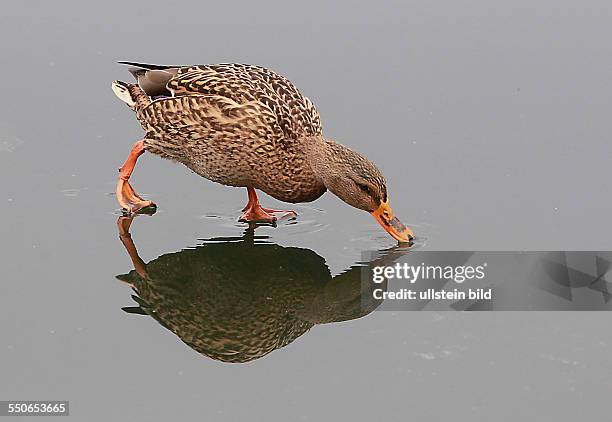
[200,203,329,233]
[351,222,430,250]
[61,187,88,197]
[198,205,430,253]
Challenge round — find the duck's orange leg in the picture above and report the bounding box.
[239,187,296,223]
[116,140,156,214]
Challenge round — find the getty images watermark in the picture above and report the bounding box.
[372,261,490,301]
[361,251,612,311]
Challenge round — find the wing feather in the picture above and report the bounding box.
[140,95,289,187]
[141,94,283,142]
[165,64,323,139]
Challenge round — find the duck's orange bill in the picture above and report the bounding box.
[370,200,414,243]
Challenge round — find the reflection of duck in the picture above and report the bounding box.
[111,62,413,242]
[116,216,403,363]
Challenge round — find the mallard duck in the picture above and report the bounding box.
[112,62,413,242]
[116,217,392,363]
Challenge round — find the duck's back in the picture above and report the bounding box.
[168,64,322,138]
[126,63,326,203]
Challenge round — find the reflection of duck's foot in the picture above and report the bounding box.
[239,186,297,224]
[116,140,157,216]
[116,215,148,278]
[117,215,135,238]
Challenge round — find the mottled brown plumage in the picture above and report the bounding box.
[116,63,325,202]
[112,62,414,241]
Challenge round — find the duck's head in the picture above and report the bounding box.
[305,137,414,243]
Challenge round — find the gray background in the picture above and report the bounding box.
[1,0,611,420]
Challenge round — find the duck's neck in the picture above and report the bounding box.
[299,135,366,195]
[299,135,327,154]
[299,136,336,185]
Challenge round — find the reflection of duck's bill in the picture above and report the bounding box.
[370,200,414,243]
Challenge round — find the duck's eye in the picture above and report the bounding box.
[357,183,371,194]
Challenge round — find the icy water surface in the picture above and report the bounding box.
[2,1,612,420]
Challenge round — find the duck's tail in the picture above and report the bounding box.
[118,61,178,72]
[118,61,180,98]
[111,80,151,111]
